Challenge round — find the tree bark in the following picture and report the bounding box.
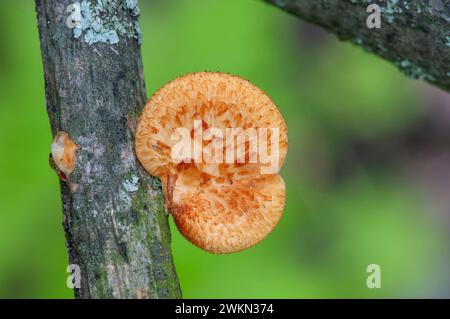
[265,0,450,92]
[35,0,181,298]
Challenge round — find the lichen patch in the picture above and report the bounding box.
[69,0,142,45]
[123,175,140,192]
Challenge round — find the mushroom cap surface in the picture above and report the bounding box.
[136,72,288,253]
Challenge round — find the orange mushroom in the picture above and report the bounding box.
[136,72,288,253]
[50,132,78,181]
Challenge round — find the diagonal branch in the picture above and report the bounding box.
[265,0,450,92]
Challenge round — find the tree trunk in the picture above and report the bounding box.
[35,0,181,298]
[265,0,450,92]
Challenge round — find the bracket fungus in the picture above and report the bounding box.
[136,72,288,254]
[50,132,78,181]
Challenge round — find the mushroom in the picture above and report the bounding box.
[136,72,288,253]
[50,132,78,181]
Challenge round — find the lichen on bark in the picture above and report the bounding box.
[69,0,142,45]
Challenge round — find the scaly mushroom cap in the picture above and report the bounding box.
[136,72,288,253]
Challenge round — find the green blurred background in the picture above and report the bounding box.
[0,0,449,298]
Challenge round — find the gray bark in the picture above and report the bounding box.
[35,0,181,298]
[265,0,450,92]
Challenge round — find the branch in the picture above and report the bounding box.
[35,0,181,298]
[265,0,450,92]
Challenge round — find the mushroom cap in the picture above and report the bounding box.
[136,72,288,253]
[51,132,78,179]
